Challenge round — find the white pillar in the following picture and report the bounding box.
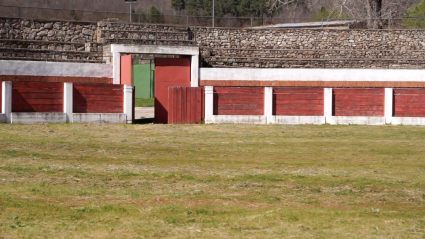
[324,88,333,124]
[191,55,199,87]
[63,83,73,123]
[264,87,273,124]
[123,84,133,124]
[2,81,12,123]
[113,52,121,84]
[385,88,393,124]
[204,86,214,124]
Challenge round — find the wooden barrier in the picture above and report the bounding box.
[273,87,323,116]
[214,87,264,115]
[394,88,425,117]
[12,82,63,112]
[73,84,123,113]
[333,88,384,116]
[168,87,203,124]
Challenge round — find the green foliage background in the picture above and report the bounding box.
[404,0,425,28]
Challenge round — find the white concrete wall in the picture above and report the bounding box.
[271,116,325,125]
[0,60,112,78]
[0,114,5,123]
[73,114,126,124]
[200,68,425,82]
[110,44,199,85]
[2,81,11,123]
[11,113,67,124]
[212,115,267,124]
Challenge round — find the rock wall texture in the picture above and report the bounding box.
[196,28,425,68]
[2,17,425,69]
[0,18,102,62]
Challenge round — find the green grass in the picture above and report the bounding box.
[135,98,154,107]
[0,124,424,238]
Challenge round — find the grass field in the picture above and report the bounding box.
[135,98,154,107]
[0,124,424,238]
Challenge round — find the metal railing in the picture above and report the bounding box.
[2,4,425,29]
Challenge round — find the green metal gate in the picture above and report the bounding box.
[132,59,154,98]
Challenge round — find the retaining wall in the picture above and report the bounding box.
[4,17,425,68]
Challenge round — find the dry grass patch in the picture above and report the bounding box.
[0,124,424,238]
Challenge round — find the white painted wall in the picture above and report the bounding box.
[200,68,425,82]
[110,44,199,85]
[0,60,112,78]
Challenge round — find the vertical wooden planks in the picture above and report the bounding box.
[168,87,202,124]
[273,87,324,116]
[213,87,264,115]
[394,88,425,117]
[333,88,385,116]
[12,82,63,112]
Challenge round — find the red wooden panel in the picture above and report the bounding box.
[213,87,263,115]
[273,87,323,116]
[394,88,425,117]
[333,88,384,116]
[120,55,132,85]
[12,82,63,112]
[155,58,191,124]
[73,84,123,113]
[168,87,202,124]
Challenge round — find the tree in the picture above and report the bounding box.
[172,0,185,13]
[266,0,416,29]
[404,0,425,28]
[140,6,165,23]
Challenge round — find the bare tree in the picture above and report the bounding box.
[267,0,417,29]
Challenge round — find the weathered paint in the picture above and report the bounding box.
[273,87,323,116]
[73,84,123,113]
[11,112,66,124]
[213,87,264,116]
[72,113,126,124]
[0,60,112,78]
[154,58,191,124]
[333,88,385,116]
[132,63,154,98]
[168,87,203,124]
[120,55,132,85]
[110,44,199,86]
[394,88,425,117]
[12,82,63,112]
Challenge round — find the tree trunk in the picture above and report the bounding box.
[366,0,382,29]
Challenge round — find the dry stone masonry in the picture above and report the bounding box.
[1,17,425,68]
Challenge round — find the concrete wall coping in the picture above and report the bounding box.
[110,44,199,56]
[0,60,112,78]
[200,68,425,82]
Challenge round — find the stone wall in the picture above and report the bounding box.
[96,21,195,46]
[2,17,425,68]
[0,18,102,62]
[0,18,97,42]
[196,28,425,68]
